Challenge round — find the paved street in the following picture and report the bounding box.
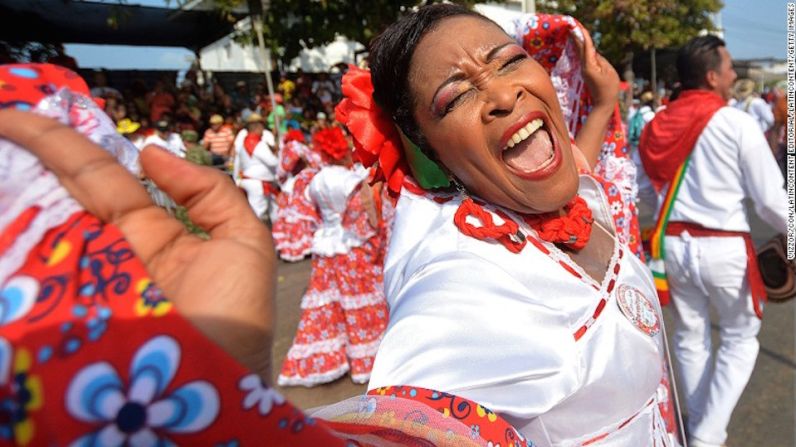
[271,205,794,446]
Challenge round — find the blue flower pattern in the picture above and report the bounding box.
[66,335,219,446]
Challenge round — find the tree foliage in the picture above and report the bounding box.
[538,0,723,70]
[182,0,483,64]
[0,41,61,63]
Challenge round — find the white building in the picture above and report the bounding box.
[199,1,535,73]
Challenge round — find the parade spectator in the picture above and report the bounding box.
[231,80,250,111]
[264,93,287,135]
[628,91,656,150]
[183,129,213,166]
[104,95,127,123]
[278,73,295,100]
[147,80,175,123]
[143,118,186,158]
[639,35,787,447]
[311,111,330,133]
[202,113,234,160]
[295,68,313,100]
[116,117,145,149]
[732,78,774,132]
[312,72,336,108]
[89,70,121,99]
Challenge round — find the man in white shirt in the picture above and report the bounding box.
[233,113,279,222]
[142,118,185,158]
[639,36,787,447]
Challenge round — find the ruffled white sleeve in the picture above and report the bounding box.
[368,250,581,421]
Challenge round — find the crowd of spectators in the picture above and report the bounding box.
[86,66,348,169]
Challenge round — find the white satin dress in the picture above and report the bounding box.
[368,176,681,447]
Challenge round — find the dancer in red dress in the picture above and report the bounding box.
[272,130,324,262]
[278,128,389,387]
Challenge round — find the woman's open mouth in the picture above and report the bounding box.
[500,113,562,180]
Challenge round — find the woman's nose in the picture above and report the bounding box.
[481,83,523,122]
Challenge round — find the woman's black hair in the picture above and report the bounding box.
[676,35,726,90]
[368,3,493,153]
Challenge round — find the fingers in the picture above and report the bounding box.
[0,109,154,223]
[139,146,271,253]
[572,25,598,67]
[0,110,193,266]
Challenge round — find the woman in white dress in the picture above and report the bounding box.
[335,4,683,446]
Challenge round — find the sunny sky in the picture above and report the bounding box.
[64,0,786,70]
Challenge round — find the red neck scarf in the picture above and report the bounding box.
[243,132,261,156]
[638,89,727,192]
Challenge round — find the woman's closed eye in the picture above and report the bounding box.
[443,89,474,116]
[500,53,527,72]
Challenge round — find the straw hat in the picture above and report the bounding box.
[209,114,224,124]
[734,79,756,99]
[246,113,264,124]
[116,118,141,135]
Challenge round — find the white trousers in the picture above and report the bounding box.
[664,232,761,447]
[240,179,277,222]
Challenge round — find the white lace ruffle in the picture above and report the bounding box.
[300,290,386,311]
[277,363,350,388]
[284,335,347,358]
[0,88,140,287]
[346,337,382,359]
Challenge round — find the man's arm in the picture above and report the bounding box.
[739,114,788,234]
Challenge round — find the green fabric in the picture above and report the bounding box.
[267,105,288,134]
[398,129,450,189]
[185,143,212,166]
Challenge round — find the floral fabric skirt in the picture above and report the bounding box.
[278,237,388,386]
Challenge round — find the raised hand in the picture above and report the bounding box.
[0,109,277,380]
[572,25,621,167]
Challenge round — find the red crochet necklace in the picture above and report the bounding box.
[453,194,594,253]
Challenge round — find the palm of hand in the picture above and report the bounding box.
[0,110,276,379]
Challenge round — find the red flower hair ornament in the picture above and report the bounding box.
[335,65,450,195]
[283,129,306,144]
[312,127,349,161]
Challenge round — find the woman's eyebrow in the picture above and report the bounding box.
[485,42,514,63]
[430,42,514,108]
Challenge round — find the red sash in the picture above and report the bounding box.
[639,90,726,192]
[243,132,261,156]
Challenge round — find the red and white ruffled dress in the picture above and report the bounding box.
[273,140,325,261]
[278,165,388,386]
[272,168,321,262]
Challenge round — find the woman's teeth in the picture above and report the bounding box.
[506,118,544,149]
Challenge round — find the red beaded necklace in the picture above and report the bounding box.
[453,195,594,253]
